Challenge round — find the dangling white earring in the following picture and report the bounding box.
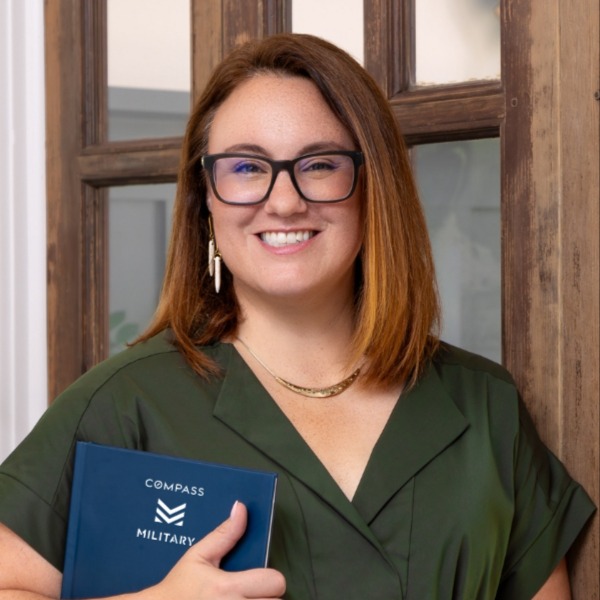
[208,238,215,276]
[208,216,222,293]
[214,253,222,294]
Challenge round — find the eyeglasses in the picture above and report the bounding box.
[201,151,363,205]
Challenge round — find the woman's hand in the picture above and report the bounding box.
[145,501,286,600]
[0,501,284,600]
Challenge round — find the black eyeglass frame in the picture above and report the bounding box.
[201,150,364,205]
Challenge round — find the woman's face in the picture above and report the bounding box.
[206,74,363,307]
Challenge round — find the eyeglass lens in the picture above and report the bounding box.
[211,153,357,204]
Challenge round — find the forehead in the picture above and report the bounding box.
[207,74,355,154]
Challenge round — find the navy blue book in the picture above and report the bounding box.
[61,442,277,599]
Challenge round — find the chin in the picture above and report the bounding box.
[234,267,354,304]
[239,277,322,303]
[262,281,318,299]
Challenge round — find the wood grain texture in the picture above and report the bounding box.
[364,0,408,97]
[222,0,290,52]
[79,143,182,186]
[192,0,224,99]
[502,1,599,596]
[556,0,599,594]
[45,0,86,399]
[391,82,504,143]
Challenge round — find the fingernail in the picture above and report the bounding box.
[230,500,239,519]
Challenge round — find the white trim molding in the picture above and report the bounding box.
[0,0,47,462]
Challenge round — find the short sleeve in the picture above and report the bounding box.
[0,381,98,570]
[496,399,596,599]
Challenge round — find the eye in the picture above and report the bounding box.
[300,157,336,171]
[298,155,344,177]
[231,158,269,176]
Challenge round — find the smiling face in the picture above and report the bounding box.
[206,74,364,308]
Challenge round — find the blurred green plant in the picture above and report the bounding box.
[109,310,140,355]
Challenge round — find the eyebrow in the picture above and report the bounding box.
[221,141,353,157]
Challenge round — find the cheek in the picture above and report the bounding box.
[344,198,364,247]
[209,205,257,252]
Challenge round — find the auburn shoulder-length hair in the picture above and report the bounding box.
[138,33,440,389]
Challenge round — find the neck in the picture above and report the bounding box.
[233,289,358,387]
[234,275,356,337]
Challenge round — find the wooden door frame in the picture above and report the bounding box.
[501,2,599,594]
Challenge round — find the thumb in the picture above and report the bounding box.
[193,500,248,567]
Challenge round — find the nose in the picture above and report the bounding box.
[263,170,308,216]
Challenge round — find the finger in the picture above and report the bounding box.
[192,500,248,567]
[225,567,287,599]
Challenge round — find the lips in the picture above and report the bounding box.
[260,230,315,247]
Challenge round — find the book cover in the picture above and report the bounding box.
[61,442,277,599]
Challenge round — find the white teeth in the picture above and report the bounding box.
[261,231,313,247]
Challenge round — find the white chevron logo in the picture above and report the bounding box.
[154,499,187,526]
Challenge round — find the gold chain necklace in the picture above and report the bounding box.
[236,337,360,398]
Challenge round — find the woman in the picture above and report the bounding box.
[0,34,594,599]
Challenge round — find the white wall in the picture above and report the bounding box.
[0,0,47,462]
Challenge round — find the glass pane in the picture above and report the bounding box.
[109,184,175,355]
[413,139,501,362]
[416,0,501,85]
[292,0,363,64]
[107,0,190,140]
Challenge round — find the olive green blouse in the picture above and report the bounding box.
[0,332,594,599]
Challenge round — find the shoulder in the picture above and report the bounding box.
[431,342,516,395]
[426,342,521,434]
[60,331,228,402]
[43,332,231,438]
[68,331,181,393]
